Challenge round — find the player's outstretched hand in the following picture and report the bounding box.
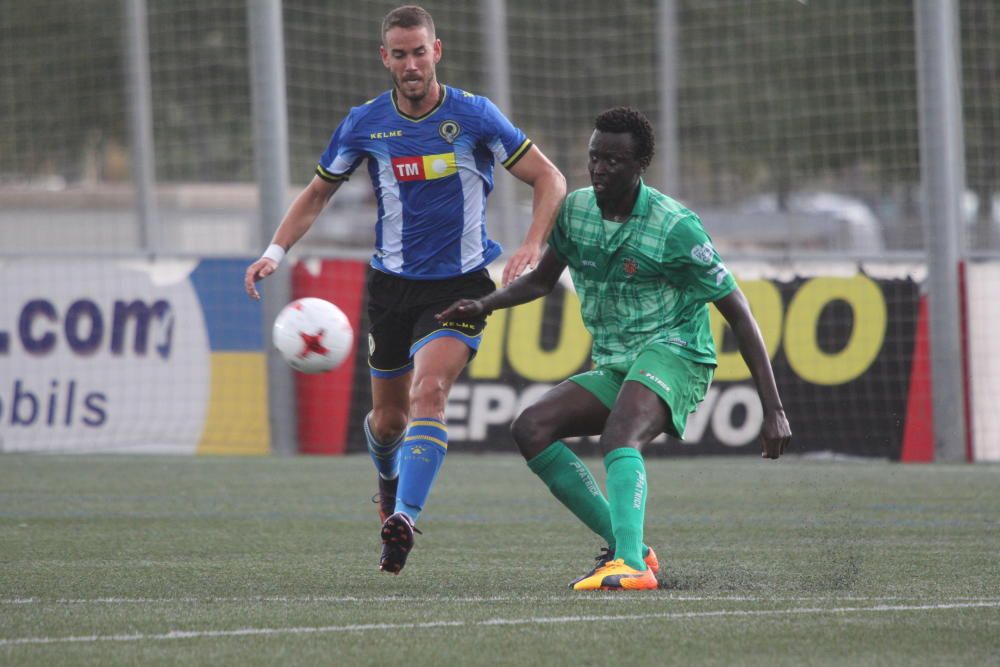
[760,408,791,459]
[244,258,278,301]
[436,299,485,322]
[502,242,543,287]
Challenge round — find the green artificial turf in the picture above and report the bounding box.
[1,454,997,666]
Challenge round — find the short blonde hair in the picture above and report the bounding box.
[381,5,436,44]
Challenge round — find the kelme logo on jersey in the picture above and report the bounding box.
[391,153,457,182]
[440,320,477,331]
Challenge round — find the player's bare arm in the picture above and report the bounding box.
[713,288,792,459]
[503,147,567,286]
[437,246,566,321]
[244,176,342,300]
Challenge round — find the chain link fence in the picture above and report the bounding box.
[2,0,998,258]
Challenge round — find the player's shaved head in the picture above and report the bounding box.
[382,5,436,44]
[594,107,655,170]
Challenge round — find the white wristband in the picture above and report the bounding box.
[262,243,285,265]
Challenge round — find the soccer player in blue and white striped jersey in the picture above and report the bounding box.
[244,5,566,574]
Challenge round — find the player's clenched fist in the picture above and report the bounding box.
[244,258,278,300]
[759,408,791,459]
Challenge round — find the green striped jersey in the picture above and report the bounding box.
[548,182,737,367]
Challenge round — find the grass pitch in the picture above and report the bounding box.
[1,453,998,666]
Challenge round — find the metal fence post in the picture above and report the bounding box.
[124,0,159,255]
[248,0,297,455]
[481,0,519,251]
[915,0,968,462]
[657,0,680,196]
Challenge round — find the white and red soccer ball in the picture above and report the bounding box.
[273,298,354,374]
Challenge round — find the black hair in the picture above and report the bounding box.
[382,5,436,41]
[594,106,655,169]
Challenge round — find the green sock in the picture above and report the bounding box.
[604,447,648,571]
[527,442,614,548]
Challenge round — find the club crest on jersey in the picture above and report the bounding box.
[438,119,461,144]
[623,257,638,275]
[391,152,457,182]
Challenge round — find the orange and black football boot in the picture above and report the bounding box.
[571,558,658,591]
[379,512,420,574]
[568,547,660,588]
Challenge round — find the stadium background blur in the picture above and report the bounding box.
[1,0,998,460]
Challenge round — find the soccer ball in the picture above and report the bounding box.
[273,298,354,374]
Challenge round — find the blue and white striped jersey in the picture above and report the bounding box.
[317,85,533,279]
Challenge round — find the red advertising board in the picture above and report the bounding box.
[291,259,367,454]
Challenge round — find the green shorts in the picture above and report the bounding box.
[569,343,714,439]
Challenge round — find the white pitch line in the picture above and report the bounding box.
[2,601,998,647]
[3,595,1000,605]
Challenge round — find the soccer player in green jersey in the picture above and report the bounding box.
[437,106,791,590]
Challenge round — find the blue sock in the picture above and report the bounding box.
[395,418,448,523]
[364,412,404,480]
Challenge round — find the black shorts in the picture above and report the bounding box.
[366,268,496,378]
